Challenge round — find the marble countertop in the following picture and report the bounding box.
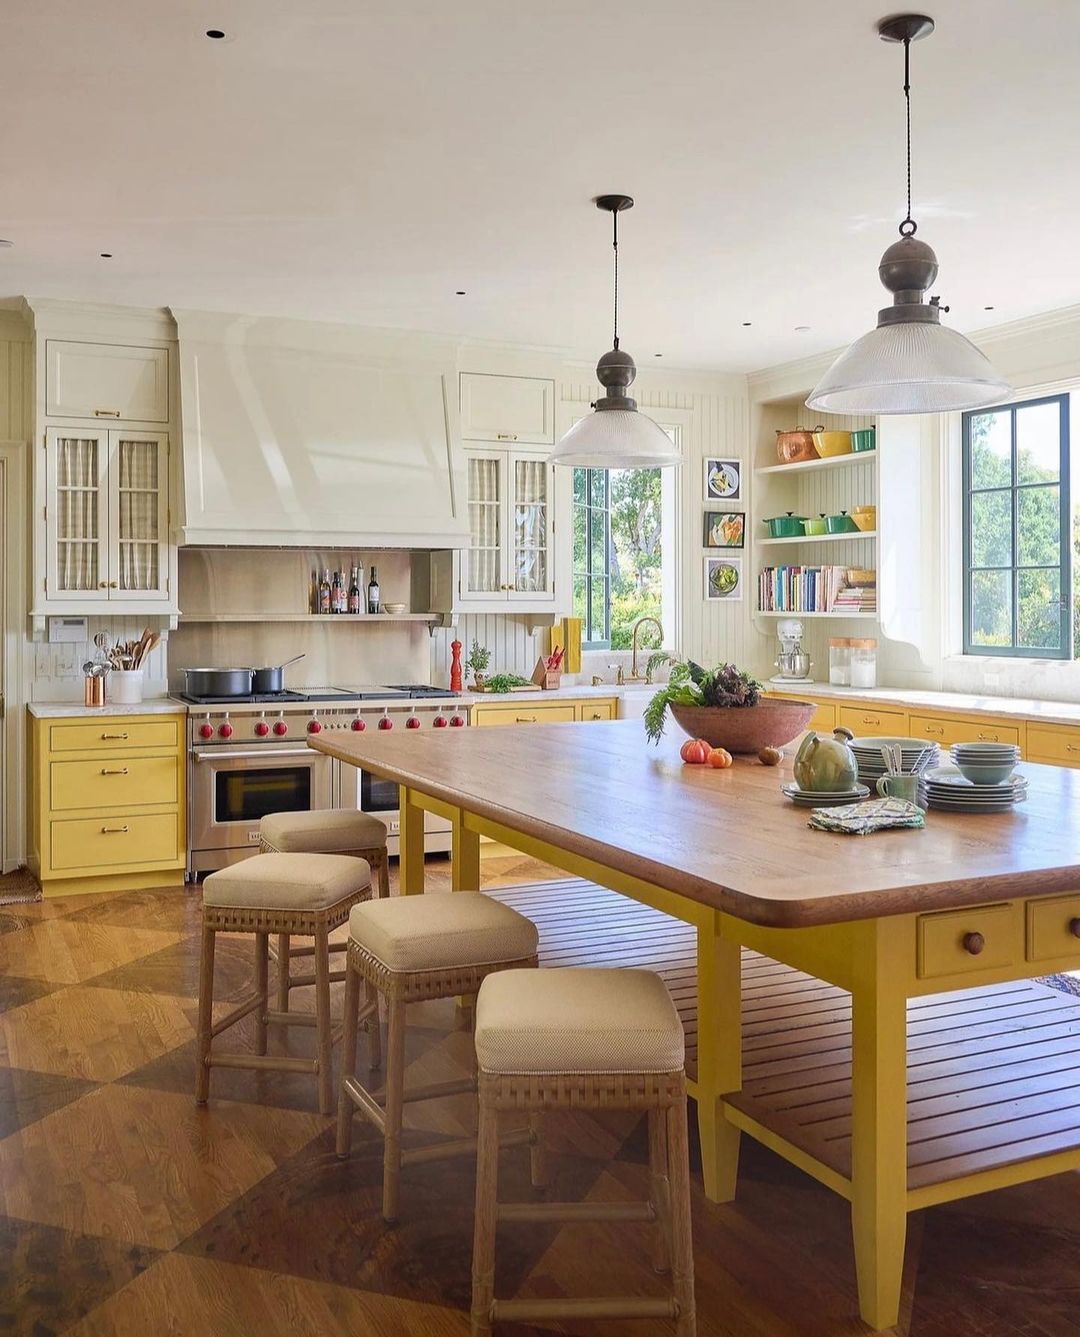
[766,680,1080,727]
[28,698,186,719]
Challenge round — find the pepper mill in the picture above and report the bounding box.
[449,639,463,693]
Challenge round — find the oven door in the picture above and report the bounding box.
[191,746,334,858]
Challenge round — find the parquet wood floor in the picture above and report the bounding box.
[2,851,1080,1335]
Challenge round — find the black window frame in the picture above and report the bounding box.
[962,392,1071,659]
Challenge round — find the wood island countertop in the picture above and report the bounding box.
[310,718,1080,928]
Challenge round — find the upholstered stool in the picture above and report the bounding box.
[259,809,391,1016]
[195,852,372,1114]
[336,892,540,1222]
[470,967,695,1336]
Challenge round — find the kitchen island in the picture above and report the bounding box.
[312,717,1080,1330]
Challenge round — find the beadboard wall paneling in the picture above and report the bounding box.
[29,616,170,702]
[430,614,542,687]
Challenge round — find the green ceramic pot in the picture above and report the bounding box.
[764,512,807,538]
[825,512,858,534]
[804,515,829,535]
[851,429,876,452]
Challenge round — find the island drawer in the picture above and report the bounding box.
[908,714,1020,747]
[473,703,577,727]
[916,903,1019,979]
[1026,895,1080,964]
[50,812,180,871]
[50,754,179,812]
[1025,724,1080,768]
[48,718,181,753]
[838,705,908,736]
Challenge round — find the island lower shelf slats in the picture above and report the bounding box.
[489,878,1080,1199]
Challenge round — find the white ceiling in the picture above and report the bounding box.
[2,0,1078,372]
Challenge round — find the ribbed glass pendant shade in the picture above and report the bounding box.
[807,320,1012,415]
[549,407,681,468]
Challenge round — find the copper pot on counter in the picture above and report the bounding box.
[775,427,824,464]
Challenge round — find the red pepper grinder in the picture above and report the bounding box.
[449,638,463,693]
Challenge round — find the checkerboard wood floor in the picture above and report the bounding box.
[3,853,1080,1336]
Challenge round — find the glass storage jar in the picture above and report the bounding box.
[828,638,851,686]
[850,638,878,689]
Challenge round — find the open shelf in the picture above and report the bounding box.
[757,530,877,547]
[755,610,878,619]
[755,451,876,477]
[179,613,442,624]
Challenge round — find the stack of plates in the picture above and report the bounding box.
[781,781,870,808]
[850,736,939,783]
[919,764,1028,813]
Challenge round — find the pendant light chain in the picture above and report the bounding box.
[900,35,917,237]
[612,206,620,349]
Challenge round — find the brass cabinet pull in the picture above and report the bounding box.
[977,733,1000,742]
[1067,744,1080,754]
[515,716,538,723]
[100,767,130,775]
[591,712,603,719]
[100,825,130,834]
[1069,917,1080,939]
[496,432,518,441]
[924,725,944,735]
[962,931,985,956]
[93,408,121,417]
[862,716,880,725]
[101,732,129,740]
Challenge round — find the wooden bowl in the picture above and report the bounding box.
[669,698,816,754]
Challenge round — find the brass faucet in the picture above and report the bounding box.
[628,616,665,683]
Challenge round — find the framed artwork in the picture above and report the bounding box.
[703,458,741,502]
[704,554,743,602]
[703,510,745,548]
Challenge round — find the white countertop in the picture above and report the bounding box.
[28,698,186,719]
[767,680,1080,727]
[463,682,628,703]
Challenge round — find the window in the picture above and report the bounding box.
[571,426,678,649]
[963,394,1071,658]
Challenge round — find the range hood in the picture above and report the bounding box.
[172,310,470,548]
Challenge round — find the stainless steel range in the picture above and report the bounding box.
[184,685,470,875]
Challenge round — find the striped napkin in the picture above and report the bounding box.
[808,797,925,835]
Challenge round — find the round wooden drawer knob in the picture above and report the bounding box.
[1069,918,1080,939]
[962,931,986,956]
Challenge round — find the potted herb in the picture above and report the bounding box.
[643,659,814,753]
[466,640,492,690]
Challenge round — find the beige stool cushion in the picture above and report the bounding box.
[475,967,684,1076]
[204,852,371,911]
[260,808,387,854]
[348,892,538,973]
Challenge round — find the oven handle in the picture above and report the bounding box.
[192,748,317,762]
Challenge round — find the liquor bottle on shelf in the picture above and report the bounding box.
[367,566,381,614]
[347,566,361,615]
[329,571,340,613]
[318,568,331,615]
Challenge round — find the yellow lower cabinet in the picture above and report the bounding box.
[1026,723,1080,768]
[51,812,180,872]
[50,753,179,811]
[578,700,616,721]
[48,718,180,752]
[767,693,835,733]
[916,903,1020,980]
[472,702,577,727]
[909,713,1021,748]
[838,704,908,737]
[1026,895,1080,965]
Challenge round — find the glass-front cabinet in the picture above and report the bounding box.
[44,427,171,605]
[460,446,555,607]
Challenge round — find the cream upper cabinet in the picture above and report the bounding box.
[461,447,556,607]
[43,428,171,606]
[46,340,170,423]
[460,373,555,446]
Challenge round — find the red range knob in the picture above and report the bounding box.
[218,721,233,738]
[351,717,366,732]
[199,722,214,739]
[253,720,270,737]
[433,714,448,728]
[378,716,394,730]
[449,715,465,728]
[307,719,322,734]
[273,720,289,736]
[406,716,421,729]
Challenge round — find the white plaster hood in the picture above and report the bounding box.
[172,310,469,548]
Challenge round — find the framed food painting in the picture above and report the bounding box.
[703,511,745,548]
[703,458,741,502]
[704,555,743,602]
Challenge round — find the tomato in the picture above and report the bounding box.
[707,747,734,769]
[758,746,783,767]
[680,738,712,765]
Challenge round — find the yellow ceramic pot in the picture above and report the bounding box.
[813,430,852,457]
[851,505,877,531]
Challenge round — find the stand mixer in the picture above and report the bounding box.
[771,617,813,684]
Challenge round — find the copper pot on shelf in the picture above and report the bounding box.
[775,427,824,464]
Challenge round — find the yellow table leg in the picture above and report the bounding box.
[696,913,742,1203]
[849,919,909,1331]
[398,786,427,895]
[452,810,481,892]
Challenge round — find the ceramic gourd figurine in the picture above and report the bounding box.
[794,726,857,792]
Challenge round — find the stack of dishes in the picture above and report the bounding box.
[781,781,870,808]
[850,736,939,784]
[949,741,1022,785]
[919,763,1027,814]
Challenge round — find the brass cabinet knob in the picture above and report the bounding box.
[109,581,118,588]
[99,581,107,589]
[962,931,985,956]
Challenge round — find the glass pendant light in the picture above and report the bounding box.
[807,14,1010,415]
[550,195,681,468]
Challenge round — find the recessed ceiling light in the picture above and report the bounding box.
[795,325,811,333]
[741,321,752,327]
[99,252,113,259]
[984,305,995,311]
[654,353,663,358]
[455,290,466,295]
[206,28,227,39]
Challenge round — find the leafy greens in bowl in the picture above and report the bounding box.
[643,660,762,744]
